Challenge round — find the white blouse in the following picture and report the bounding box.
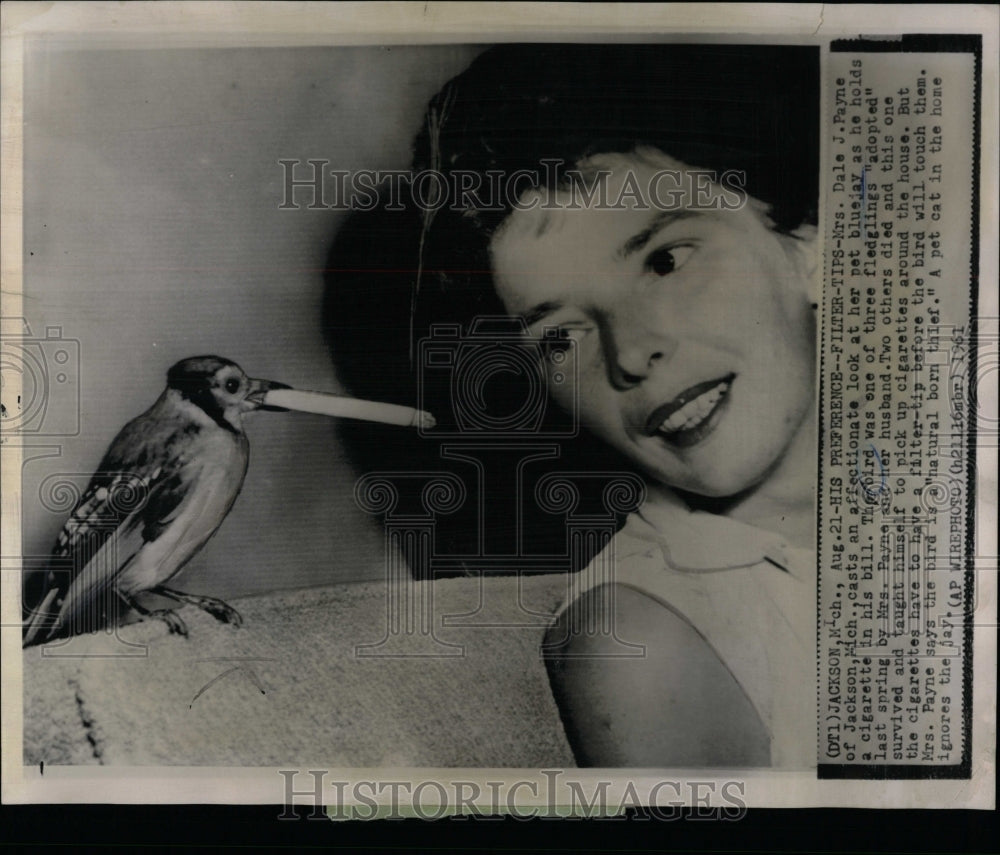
[558,483,817,769]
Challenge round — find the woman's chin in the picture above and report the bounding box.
[641,465,759,501]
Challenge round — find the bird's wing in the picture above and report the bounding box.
[22,415,192,645]
[54,474,205,644]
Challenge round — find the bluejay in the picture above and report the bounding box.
[23,355,288,647]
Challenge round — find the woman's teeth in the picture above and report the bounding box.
[658,382,729,435]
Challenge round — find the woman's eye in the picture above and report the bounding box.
[645,244,695,276]
[538,326,586,360]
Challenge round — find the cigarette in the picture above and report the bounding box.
[262,388,436,429]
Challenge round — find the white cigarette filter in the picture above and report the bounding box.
[263,388,436,429]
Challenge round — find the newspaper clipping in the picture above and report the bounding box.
[1,3,996,814]
[820,37,981,778]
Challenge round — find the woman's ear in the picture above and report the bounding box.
[784,223,819,304]
[789,223,819,272]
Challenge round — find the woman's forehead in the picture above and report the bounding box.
[493,150,762,252]
[577,146,691,175]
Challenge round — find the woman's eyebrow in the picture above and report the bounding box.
[617,209,706,260]
[522,300,564,327]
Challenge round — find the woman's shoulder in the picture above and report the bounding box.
[544,494,817,767]
[544,582,772,767]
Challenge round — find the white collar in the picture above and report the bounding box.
[632,483,806,576]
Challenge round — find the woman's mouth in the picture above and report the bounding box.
[645,374,735,449]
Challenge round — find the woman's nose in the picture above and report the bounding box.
[603,311,678,388]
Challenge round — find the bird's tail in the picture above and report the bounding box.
[22,586,62,648]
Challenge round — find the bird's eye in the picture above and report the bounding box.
[645,245,695,277]
[224,378,241,394]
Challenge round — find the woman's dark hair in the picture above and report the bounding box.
[414,43,818,235]
[323,44,819,577]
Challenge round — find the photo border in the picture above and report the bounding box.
[2,1,996,810]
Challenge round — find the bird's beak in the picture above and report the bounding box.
[245,379,292,412]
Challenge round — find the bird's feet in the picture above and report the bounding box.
[190,594,243,628]
[149,586,244,630]
[146,609,189,637]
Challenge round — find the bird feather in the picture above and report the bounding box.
[23,404,198,644]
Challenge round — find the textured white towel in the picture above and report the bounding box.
[23,575,575,768]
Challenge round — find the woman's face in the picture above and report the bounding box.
[489,151,817,498]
